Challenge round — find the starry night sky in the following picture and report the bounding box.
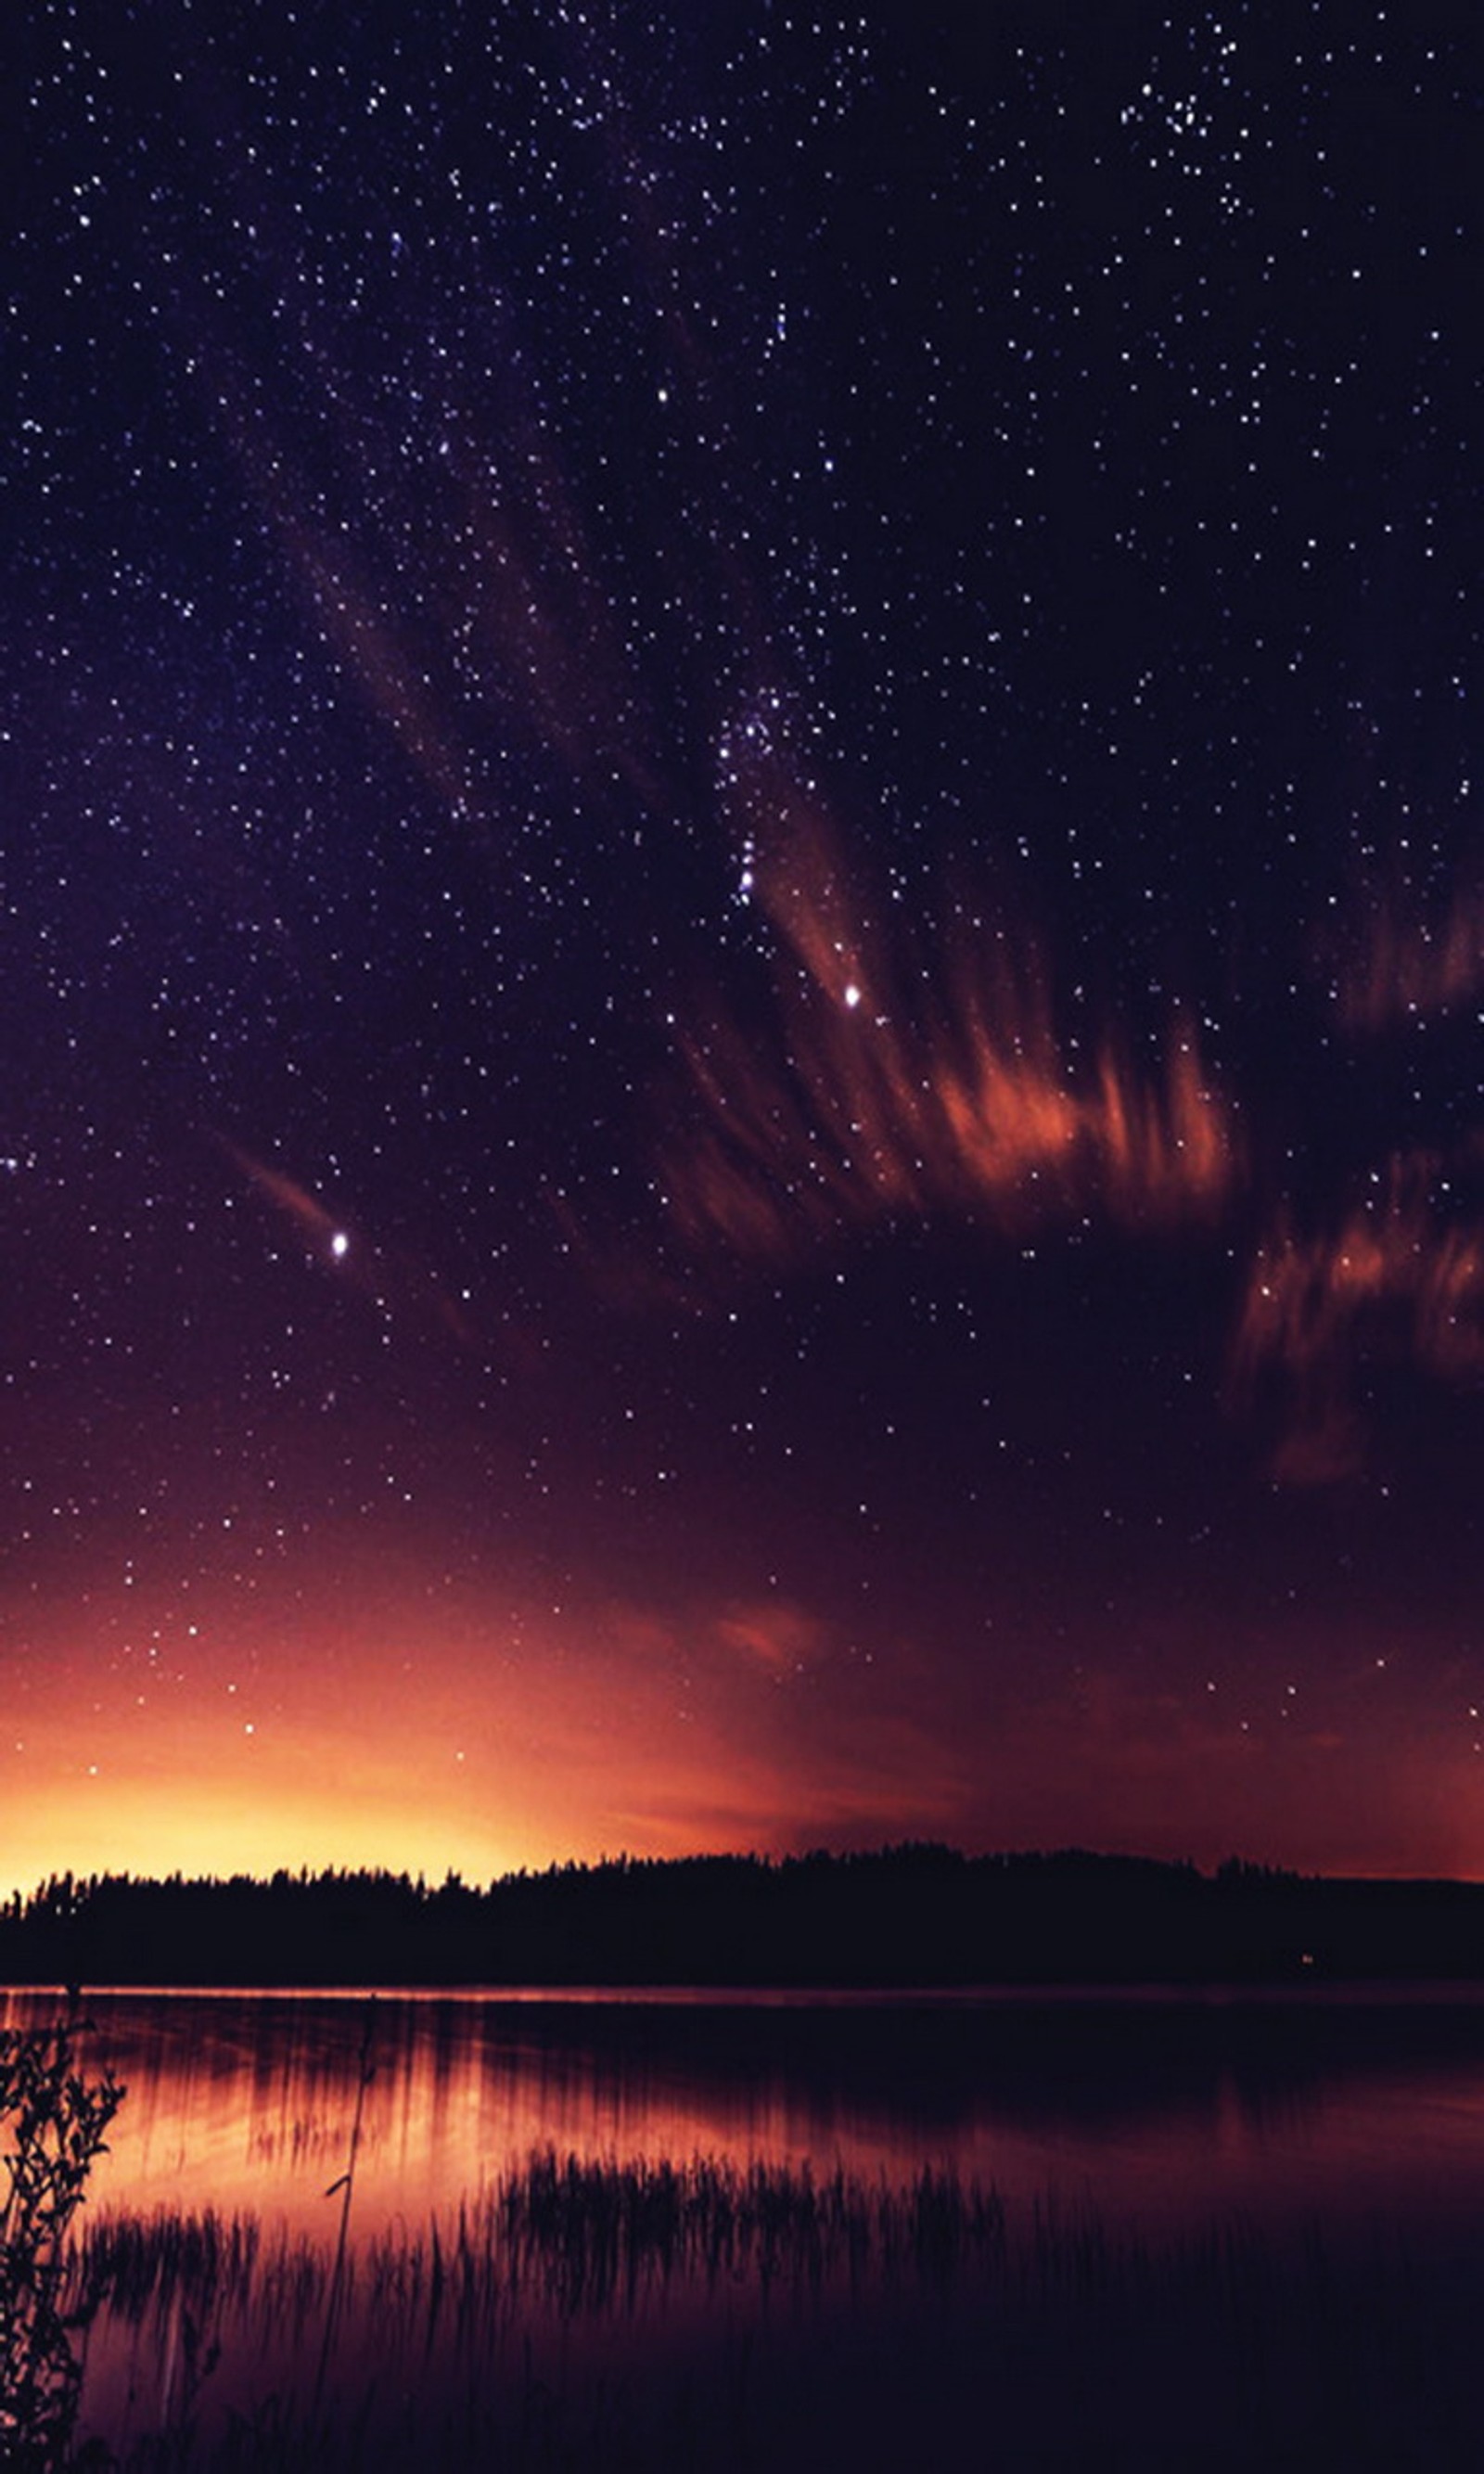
[6,0,1484,1895]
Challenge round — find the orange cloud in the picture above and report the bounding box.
[660,801,1237,1265]
[1231,1151,1484,1481]
[1326,879,1484,1032]
[215,1134,480,1348]
[216,1134,348,1256]
[714,1600,831,1679]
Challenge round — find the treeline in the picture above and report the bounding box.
[3,1846,1484,1988]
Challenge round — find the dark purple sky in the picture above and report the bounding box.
[6,0,1484,1891]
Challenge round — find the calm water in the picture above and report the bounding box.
[8,1984,1484,2468]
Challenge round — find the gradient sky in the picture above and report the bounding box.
[6,0,1484,1895]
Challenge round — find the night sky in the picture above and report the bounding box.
[7,0,1484,1896]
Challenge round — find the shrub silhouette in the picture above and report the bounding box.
[1,2018,124,2470]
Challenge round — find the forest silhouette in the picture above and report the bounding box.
[5,1846,1484,1987]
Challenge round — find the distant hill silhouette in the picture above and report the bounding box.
[3,1846,1484,1988]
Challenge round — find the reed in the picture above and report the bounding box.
[58,2152,1484,2471]
[313,1998,376,2410]
[71,2147,1008,2329]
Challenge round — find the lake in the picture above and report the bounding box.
[6,1983,1484,2468]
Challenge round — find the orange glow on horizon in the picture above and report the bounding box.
[0,1560,982,1904]
[8,1549,1484,1899]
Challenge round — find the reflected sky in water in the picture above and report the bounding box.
[9,1985,1484,2250]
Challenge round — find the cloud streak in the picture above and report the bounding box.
[650,777,1484,1493]
[659,799,1238,1266]
[1324,878,1484,1032]
[215,1134,480,1348]
[1231,1151,1484,1481]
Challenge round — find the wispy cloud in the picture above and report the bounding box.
[713,1600,832,1679]
[659,797,1238,1265]
[215,1134,480,1347]
[1231,1150,1484,1481]
[1324,876,1484,1032]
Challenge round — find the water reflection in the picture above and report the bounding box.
[6,1988,1484,2467]
[5,1983,1484,2242]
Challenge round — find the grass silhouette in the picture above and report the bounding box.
[57,2146,1484,2470]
